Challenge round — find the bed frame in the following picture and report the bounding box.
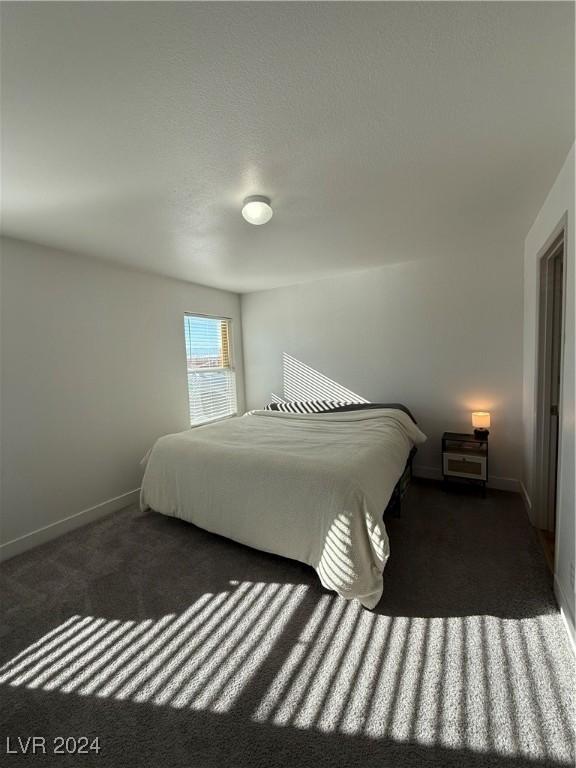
[385,445,417,518]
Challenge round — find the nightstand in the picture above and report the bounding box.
[442,432,488,495]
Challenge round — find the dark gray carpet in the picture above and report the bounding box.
[0,481,574,768]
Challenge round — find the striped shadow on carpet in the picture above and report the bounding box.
[0,481,574,767]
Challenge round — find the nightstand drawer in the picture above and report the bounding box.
[443,453,487,480]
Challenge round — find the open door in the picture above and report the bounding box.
[534,227,565,569]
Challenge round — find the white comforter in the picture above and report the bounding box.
[140,409,426,608]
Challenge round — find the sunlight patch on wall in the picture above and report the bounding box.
[282,354,368,403]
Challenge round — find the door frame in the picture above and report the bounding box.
[533,213,567,536]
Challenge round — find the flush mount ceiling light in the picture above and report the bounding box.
[241,195,273,226]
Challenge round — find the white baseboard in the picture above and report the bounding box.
[554,575,576,655]
[0,488,141,563]
[413,465,521,493]
[519,481,532,514]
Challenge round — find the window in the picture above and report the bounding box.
[184,314,237,426]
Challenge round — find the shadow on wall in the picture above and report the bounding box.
[275,353,369,404]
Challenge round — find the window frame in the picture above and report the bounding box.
[183,312,238,427]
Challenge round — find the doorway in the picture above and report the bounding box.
[534,223,566,572]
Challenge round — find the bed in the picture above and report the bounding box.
[140,406,426,608]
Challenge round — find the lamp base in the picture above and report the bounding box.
[473,428,489,439]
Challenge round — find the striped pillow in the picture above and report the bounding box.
[264,400,349,414]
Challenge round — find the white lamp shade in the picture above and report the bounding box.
[242,195,273,226]
[472,411,491,429]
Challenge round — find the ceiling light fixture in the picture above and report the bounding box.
[241,195,273,226]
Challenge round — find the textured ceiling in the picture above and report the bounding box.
[1,2,574,292]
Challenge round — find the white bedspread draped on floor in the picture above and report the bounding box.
[140,409,426,608]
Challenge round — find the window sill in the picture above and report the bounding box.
[190,413,239,429]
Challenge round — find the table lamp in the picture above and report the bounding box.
[472,411,490,439]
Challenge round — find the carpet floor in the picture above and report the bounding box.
[0,481,574,767]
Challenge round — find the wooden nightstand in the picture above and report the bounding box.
[442,431,488,495]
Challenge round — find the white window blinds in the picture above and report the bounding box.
[184,314,237,426]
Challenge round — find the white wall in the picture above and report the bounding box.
[0,237,244,554]
[523,144,575,641]
[242,246,524,487]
